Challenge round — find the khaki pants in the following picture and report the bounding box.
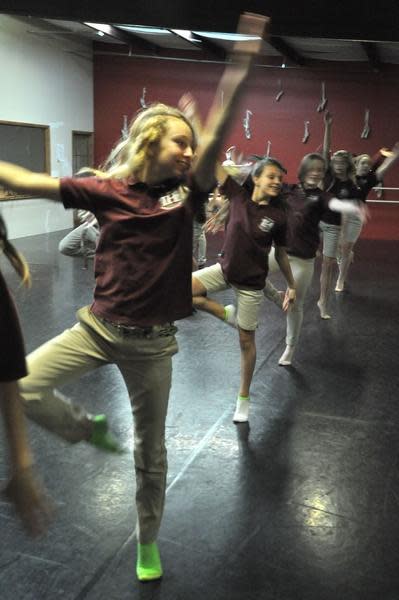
[20,306,178,543]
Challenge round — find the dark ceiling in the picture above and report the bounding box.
[1,1,399,42]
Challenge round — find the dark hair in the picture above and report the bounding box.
[297,153,326,183]
[0,214,31,287]
[251,156,287,179]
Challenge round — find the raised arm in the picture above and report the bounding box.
[375,142,399,180]
[322,111,332,163]
[193,12,269,191]
[0,161,60,201]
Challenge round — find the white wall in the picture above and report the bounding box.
[0,15,94,239]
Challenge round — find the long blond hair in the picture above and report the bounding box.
[0,214,31,287]
[101,103,197,180]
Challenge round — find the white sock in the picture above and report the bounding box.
[233,396,249,423]
[224,304,237,328]
[317,300,331,320]
[278,345,295,366]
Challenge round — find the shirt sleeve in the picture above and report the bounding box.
[272,216,287,247]
[60,177,110,213]
[184,174,217,222]
[219,175,246,201]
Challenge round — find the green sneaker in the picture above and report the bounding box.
[136,542,163,581]
[89,415,124,453]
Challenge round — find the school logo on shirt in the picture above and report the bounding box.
[307,194,319,203]
[158,187,188,210]
[258,217,275,232]
[338,188,349,198]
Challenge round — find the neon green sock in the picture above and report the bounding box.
[136,542,163,581]
[238,395,250,401]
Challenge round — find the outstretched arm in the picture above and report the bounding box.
[193,13,269,191]
[328,198,369,223]
[0,161,60,201]
[375,142,399,180]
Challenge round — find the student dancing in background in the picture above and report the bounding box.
[192,157,296,423]
[262,153,367,366]
[335,144,399,292]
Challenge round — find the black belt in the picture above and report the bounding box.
[97,316,177,339]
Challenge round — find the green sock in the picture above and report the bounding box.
[136,541,163,581]
[89,415,124,454]
[238,395,250,401]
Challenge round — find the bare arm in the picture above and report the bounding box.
[274,246,296,309]
[328,198,369,223]
[0,161,61,201]
[375,142,399,180]
[322,111,332,163]
[1,382,53,535]
[193,13,269,191]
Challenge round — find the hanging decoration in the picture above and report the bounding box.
[140,87,148,109]
[223,145,236,166]
[121,115,129,140]
[316,82,328,112]
[302,120,310,143]
[361,108,371,138]
[243,110,253,139]
[275,79,284,102]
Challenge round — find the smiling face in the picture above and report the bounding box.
[150,117,194,183]
[252,165,284,202]
[356,155,371,176]
[331,156,350,180]
[303,158,325,188]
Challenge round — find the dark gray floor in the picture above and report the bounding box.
[1,231,399,600]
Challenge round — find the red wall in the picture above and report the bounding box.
[94,54,399,240]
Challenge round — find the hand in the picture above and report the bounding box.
[282,287,296,312]
[358,204,370,224]
[233,12,269,58]
[3,465,54,536]
[178,92,198,121]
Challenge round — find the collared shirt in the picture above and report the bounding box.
[219,177,287,290]
[60,175,211,326]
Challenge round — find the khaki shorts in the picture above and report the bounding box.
[319,221,341,258]
[193,263,263,331]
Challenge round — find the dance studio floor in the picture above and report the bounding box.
[1,230,399,600]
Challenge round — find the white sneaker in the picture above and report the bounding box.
[233,397,249,423]
[278,345,295,366]
[224,304,237,328]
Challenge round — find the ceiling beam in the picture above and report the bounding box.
[268,36,305,66]
[84,22,160,53]
[190,33,227,60]
[167,29,226,60]
[361,41,381,71]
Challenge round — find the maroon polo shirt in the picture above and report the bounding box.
[322,176,361,225]
[219,177,287,290]
[356,172,378,202]
[60,176,210,326]
[0,269,27,381]
[282,184,330,259]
